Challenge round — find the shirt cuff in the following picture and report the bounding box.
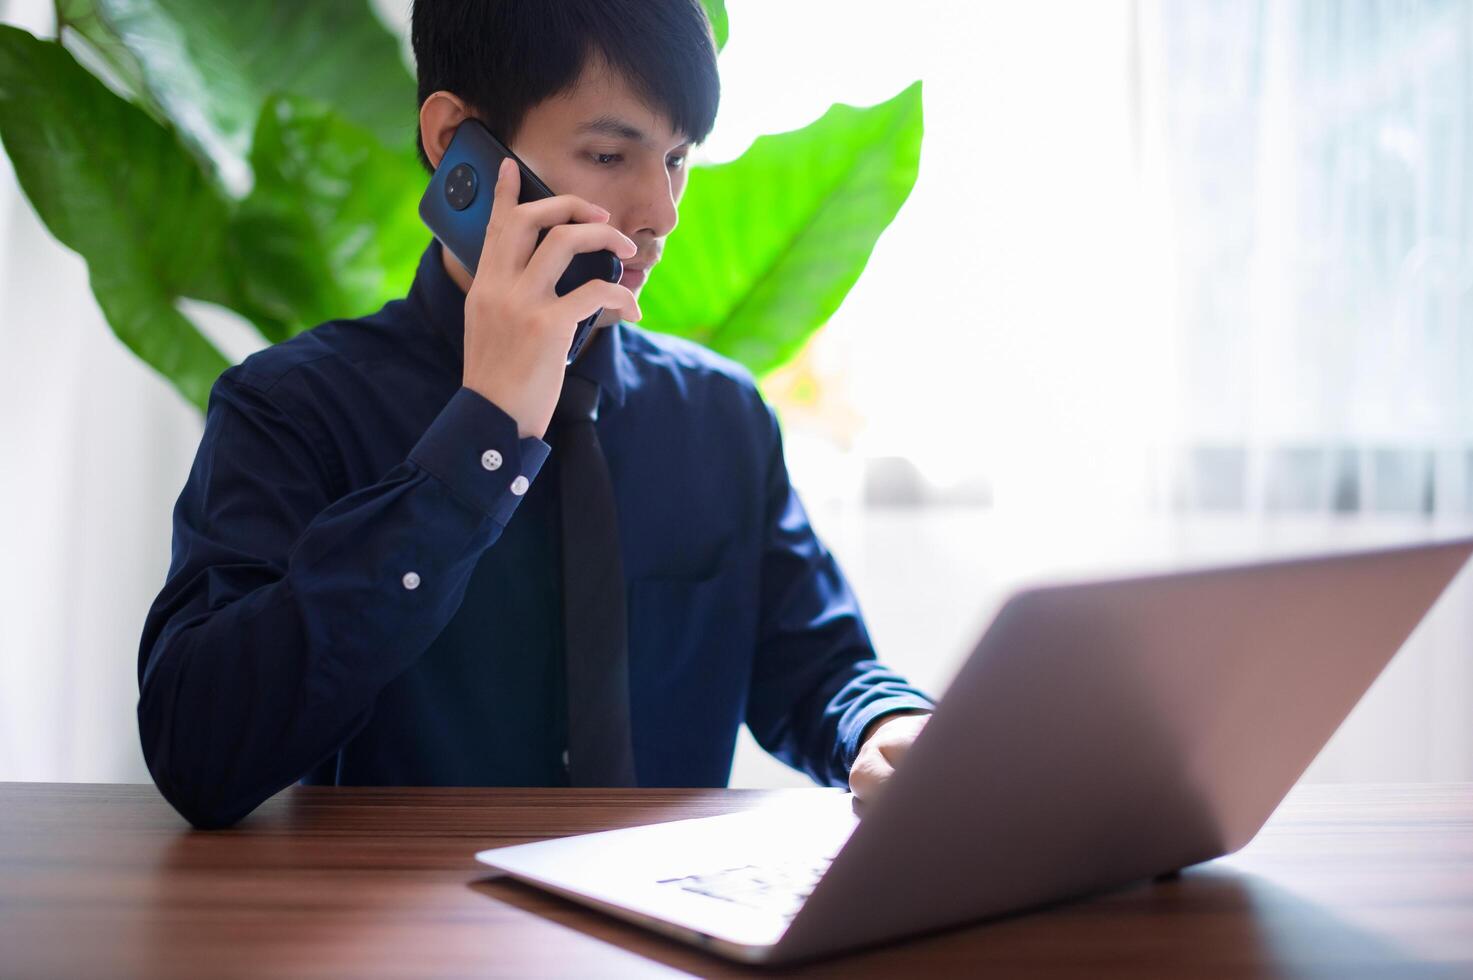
[408,386,551,525]
[844,698,936,772]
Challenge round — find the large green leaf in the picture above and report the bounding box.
[228,94,426,340]
[55,0,415,192]
[55,0,148,105]
[0,24,231,411]
[640,80,924,376]
[699,0,729,51]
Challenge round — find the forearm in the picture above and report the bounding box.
[138,466,499,828]
[138,383,547,828]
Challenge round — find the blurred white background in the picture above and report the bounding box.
[2,0,1471,788]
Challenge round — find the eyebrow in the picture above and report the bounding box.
[575,114,689,147]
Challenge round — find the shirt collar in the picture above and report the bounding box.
[406,237,630,411]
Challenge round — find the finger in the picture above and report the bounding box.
[501,193,618,274]
[880,733,916,767]
[522,222,638,295]
[877,714,930,766]
[547,279,643,326]
[477,157,520,281]
[847,749,893,802]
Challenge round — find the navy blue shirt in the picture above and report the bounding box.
[138,239,935,828]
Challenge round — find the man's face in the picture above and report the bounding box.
[506,56,691,328]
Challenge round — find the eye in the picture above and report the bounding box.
[591,152,622,166]
[668,154,688,169]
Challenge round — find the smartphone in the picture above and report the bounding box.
[418,118,623,364]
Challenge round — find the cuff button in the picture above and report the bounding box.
[481,449,503,471]
[402,571,421,590]
[510,475,530,496]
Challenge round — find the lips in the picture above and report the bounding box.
[619,262,652,288]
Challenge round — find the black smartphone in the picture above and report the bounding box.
[418,118,623,364]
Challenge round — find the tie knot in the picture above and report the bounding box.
[554,373,600,423]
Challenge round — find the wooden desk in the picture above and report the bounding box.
[2,783,1469,977]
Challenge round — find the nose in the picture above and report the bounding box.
[625,157,679,243]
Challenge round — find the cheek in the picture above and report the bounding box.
[532,158,608,205]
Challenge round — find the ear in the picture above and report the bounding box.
[419,91,472,170]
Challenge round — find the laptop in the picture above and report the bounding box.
[475,536,1473,965]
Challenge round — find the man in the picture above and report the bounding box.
[137,0,934,830]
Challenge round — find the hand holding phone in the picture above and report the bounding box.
[419,120,641,439]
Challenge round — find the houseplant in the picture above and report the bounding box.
[0,0,922,413]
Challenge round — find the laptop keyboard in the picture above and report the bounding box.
[655,854,837,920]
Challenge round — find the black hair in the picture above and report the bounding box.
[410,0,722,172]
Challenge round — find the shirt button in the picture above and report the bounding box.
[481,449,503,471]
[401,571,421,590]
[562,748,570,768]
[510,475,530,496]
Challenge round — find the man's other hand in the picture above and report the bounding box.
[849,710,931,805]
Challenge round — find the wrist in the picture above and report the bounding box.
[860,709,931,749]
[463,379,543,440]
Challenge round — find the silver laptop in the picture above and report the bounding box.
[475,537,1473,965]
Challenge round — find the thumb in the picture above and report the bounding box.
[476,156,519,280]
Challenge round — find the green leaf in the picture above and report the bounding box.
[55,0,148,103]
[55,0,415,192]
[228,94,426,339]
[699,0,729,52]
[0,24,232,412]
[639,80,924,377]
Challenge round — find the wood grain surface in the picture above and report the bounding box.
[2,782,1469,978]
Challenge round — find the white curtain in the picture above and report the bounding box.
[1140,0,1473,516]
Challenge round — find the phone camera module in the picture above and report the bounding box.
[444,162,478,211]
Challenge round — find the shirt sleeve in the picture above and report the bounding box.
[136,371,548,829]
[743,397,936,788]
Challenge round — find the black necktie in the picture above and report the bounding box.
[553,371,638,786]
